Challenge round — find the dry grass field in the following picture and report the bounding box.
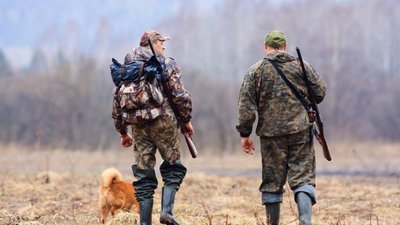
[0,141,399,225]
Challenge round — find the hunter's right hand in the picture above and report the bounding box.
[183,122,194,137]
[241,137,255,155]
[120,134,133,148]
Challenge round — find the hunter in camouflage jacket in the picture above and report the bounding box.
[112,46,192,136]
[236,51,327,138]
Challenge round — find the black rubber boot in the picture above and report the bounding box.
[139,199,153,225]
[265,202,280,225]
[160,186,180,225]
[296,192,313,225]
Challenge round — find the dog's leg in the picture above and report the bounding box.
[110,205,120,217]
[100,206,110,224]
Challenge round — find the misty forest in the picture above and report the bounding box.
[1,0,399,152]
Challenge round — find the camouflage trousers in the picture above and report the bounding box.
[130,112,187,201]
[132,112,181,169]
[259,128,315,194]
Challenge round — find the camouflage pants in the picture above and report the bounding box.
[259,128,315,194]
[132,113,181,169]
[131,113,187,201]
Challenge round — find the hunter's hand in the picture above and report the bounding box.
[182,122,194,137]
[120,134,133,148]
[241,137,255,155]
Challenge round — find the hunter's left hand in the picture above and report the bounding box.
[241,137,255,155]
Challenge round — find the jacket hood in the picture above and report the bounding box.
[130,46,153,61]
[125,46,166,64]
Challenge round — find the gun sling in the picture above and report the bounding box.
[268,59,316,145]
[268,60,311,112]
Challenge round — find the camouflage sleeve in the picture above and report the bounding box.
[236,66,259,137]
[165,58,192,123]
[304,62,327,104]
[111,87,127,135]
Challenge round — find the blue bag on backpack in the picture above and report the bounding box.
[110,58,144,86]
[110,56,164,86]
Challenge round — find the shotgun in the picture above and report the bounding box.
[296,47,331,161]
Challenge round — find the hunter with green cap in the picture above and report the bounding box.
[236,30,327,225]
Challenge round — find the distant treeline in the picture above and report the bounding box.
[0,0,399,151]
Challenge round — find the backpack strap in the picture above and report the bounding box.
[138,62,145,80]
[131,62,145,83]
[268,60,311,111]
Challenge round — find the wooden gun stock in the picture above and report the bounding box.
[320,136,331,161]
[183,133,198,158]
[314,122,331,161]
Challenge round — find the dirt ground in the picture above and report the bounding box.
[0,143,399,225]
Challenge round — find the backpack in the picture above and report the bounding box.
[110,56,167,124]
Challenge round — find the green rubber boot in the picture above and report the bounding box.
[265,202,280,225]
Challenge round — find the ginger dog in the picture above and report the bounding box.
[99,168,139,224]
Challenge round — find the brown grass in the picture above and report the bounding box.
[0,142,399,225]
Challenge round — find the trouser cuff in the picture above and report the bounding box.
[293,184,317,205]
[262,192,283,204]
[160,159,187,190]
[132,164,158,202]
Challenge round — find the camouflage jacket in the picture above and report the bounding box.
[236,52,327,137]
[112,46,192,135]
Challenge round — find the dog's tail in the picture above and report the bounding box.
[100,168,124,187]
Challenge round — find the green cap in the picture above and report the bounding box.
[265,30,287,48]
